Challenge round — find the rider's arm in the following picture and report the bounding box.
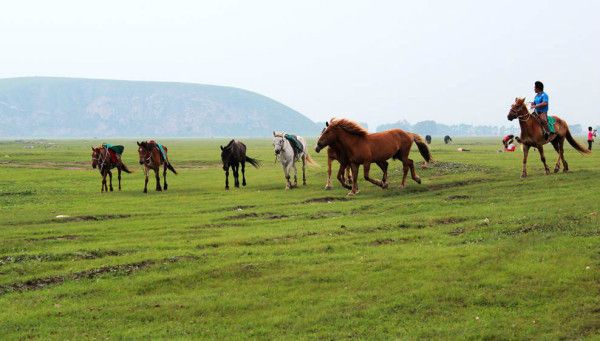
[532,101,548,109]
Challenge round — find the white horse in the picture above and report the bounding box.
[272,131,317,189]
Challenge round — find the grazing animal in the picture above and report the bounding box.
[91,145,132,192]
[425,135,432,144]
[315,118,432,196]
[272,131,317,189]
[136,141,177,193]
[220,139,261,190]
[507,97,590,177]
[444,135,453,144]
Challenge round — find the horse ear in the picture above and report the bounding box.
[515,97,518,103]
[137,141,140,146]
[325,121,329,127]
[272,131,276,137]
[220,145,224,150]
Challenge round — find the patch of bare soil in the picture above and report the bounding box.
[0,256,196,296]
[0,250,123,266]
[55,214,131,222]
[427,178,488,191]
[26,234,79,242]
[446,195,471,200]
[303,197,349,203]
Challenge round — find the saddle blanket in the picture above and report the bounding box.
[284,134,303,155]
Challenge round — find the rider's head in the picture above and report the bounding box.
[589,126,593,131]
[534,81,544,93]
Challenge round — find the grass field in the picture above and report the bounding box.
[0,137,598,339]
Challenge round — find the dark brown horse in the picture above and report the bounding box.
[220,139,261,190]
[325,146,352,190]
[315,118,431,195]
[137,141,177,193]
[507,97,590,177]
[91,146,132,192]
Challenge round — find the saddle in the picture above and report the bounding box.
[284,134,303,158]
[102,143,124,163]
[148,140,168,161]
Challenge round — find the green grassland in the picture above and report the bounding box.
[0,137,598,339]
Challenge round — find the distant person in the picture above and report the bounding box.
[588,126,595,151]
[425,135,432,144]
[530,81,551,139]
[502,134,516,152]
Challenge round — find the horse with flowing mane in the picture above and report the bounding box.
[507,97,590,177]
[136,141,177,193]
[272,132,318,189]
[220,139,261,190]
[91,145,132,192]
[315,118,431,196]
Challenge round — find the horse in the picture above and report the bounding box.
[91,145,132,192]
[272,132,318,189]
[507,97,590,177]
[136,141,177,193]
[325,146,352,190]
[444,135,453,144]
[315,118,432,196]
[220,139,261,190]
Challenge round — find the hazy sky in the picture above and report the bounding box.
[1,0,598,128]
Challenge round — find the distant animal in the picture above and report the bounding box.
[507,97,590,177]
[315,118,432,196]
[220,139,261,190]
[91,144,132,192]
[444,135,453,144]
[425,135,432,144]
[136,141,177,193]
[272,131,318,189]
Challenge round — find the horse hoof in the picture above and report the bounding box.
[225,187,229,190]
[554,168,560,173]
[415,177,422,184]
[382,183,389,189]
[346,192,356,197]
[520,174,527,179]
[242,182,246,186]
[325,186,332,190]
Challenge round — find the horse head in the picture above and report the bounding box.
[137,141,151,165]
[508,97,527,121]
[315,118,343,153]
[272,133,285,155]
[91,146,101,169]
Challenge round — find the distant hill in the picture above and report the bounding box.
[0,77,320,138]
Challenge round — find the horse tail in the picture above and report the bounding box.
[245,156,261,168]
[304,152,319,167]
[120,162,133,174]
[412,133,432,163]
[166,161,178,174]
[565,127,591,155]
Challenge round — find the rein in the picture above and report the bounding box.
[93,148,110,171]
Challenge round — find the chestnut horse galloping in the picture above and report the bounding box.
[507,98,590,178]
[91,146,132,192]
[137,141,177,193]
[315,118,432,196]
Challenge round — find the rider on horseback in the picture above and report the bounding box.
[531,81,551,139]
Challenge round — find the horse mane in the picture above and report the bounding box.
[223,139,235,150]
[517,97,532,114]
[330,118,368,136]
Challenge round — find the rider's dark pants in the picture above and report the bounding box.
[589,141,593,151]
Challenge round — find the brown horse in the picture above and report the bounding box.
[315,118,431,195]
[507,97,590,178]
[91,146,132,192]
[325,146,352,190]
[137,141,177,193]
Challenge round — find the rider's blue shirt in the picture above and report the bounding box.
[534,91,549,113]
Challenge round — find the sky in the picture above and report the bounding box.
[1,0,598,128]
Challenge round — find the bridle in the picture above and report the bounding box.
[510,104,532,122]
[92,147,110,170]
[140,146,154,166]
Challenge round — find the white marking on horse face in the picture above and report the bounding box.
[273,137,285,154]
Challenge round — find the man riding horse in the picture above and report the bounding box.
[531,81,553,140]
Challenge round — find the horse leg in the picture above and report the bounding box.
[521,145,530,178]
[325,157,333,190]
[551,139,561,173]
[101,171,107,193]
[225,166,230,190]
[363,163,384,188]
[143,167,149,193]
[408,158,421,184]
[293,162,298,188]
[284,164,293,189]
[117,167,122,191]
[155,168,162,191]
[559,138,569,172]
[538,145,550,175]
[163,164,168,190]
[302,156,307,186]
[400,160,409,188]
[345,165,352,185]
[241,160,247,186]
[108,170,114,192]
[337,165,351,189]
[233,164,240,188]
[376,161,389,189]
[348,163,360,196]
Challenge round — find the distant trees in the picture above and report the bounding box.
[377,120,519,136]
